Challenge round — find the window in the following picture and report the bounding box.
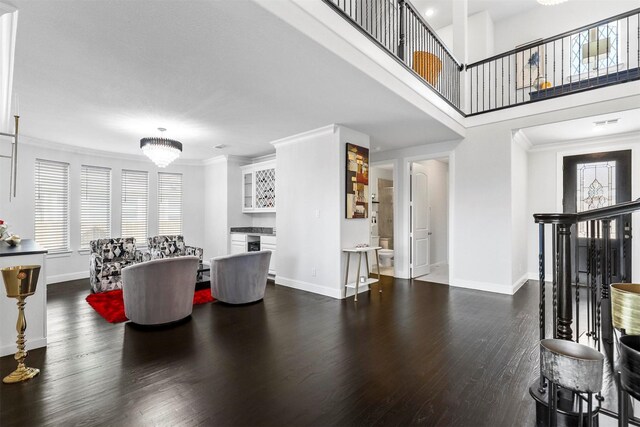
[576,161,616,238]
[80,165,111,249]
[34,159,70,253]
[121,169,149,245]
[158,172,183,235]
[571,23,618,76]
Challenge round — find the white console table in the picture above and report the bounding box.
[342,246,382,301]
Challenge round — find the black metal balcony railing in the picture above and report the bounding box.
[532,199,640,423]
[324,0,463,111]
[466,8,640,115]
[323,1,640,116]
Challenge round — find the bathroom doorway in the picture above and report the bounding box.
[370,163,395,277]
[411,158,449,285]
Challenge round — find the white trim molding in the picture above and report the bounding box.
[270,124,337,148]
[450,276,527,295]
[275,275,369,299]
[47,271,89,285]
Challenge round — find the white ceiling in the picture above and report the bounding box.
[10,0,462,160]
[519,108,640,146]
[410,0,540,30]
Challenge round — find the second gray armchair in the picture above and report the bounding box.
[210,251,271,304]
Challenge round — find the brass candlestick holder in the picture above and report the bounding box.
[1,265,41,383]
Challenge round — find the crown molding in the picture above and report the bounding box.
[270,124,337,148]
[528,130,640,153]
[512,130,533,151]
[20,135,205,166]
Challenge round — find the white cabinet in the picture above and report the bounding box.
[241,160,276,213]
[230,234,247,254]
[260,235,276,276]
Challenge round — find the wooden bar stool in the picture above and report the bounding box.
[540,339,604,427]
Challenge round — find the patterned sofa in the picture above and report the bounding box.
[147,235,203,261]
[90,237,143,293]
[148,235,204,281]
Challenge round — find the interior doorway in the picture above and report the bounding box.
[411,158,449,285]
[370,163,395,277]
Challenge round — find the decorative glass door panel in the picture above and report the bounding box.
[244,172,253,210]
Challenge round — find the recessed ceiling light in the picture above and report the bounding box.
[375,147,382,152]
[425,8,435,17]
[214,144,227,149]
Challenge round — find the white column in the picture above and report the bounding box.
[0,3,18,134]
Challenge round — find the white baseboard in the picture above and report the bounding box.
[275,276,370,299]
[512,274,529,295]
[47,271,88,284]
[429,261,446,268]
[450,278,515,295]
[1,338,47,357]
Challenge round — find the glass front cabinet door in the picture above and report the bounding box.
[241,160,276,213]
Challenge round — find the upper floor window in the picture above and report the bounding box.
[157,172,183,235]
[121,169,149,245]
[34,159,70,253]
[80,165,111,249]
[570,23,618,76]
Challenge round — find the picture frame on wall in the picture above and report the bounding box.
[346,143,369,219]
[515,43,545,89]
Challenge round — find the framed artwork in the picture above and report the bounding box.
[516,45,545,89]
[346,143,369,219]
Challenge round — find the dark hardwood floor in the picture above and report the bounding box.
[1,276,543,426]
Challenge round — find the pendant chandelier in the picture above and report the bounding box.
[140,127,182,168]
[537,0,568,5]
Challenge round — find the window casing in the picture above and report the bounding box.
[80,165,112,249]
[158,172,183,235]
[34,159,70,253]
[121,169,149,245]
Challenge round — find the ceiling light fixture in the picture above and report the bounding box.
[140,127,183,168]
[214,144,227,149]
[425,8,435,17]
[537,0,569,5]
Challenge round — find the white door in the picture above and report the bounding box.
[411,163,430,278]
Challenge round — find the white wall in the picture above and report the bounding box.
[511,134,528,285]
[493,1,640,54]
[203,158,229,260]
[526,132,640,283]
[274,124,370,299]
[437,11,494,64]
[0,137,205,284]
[417,159,449,266]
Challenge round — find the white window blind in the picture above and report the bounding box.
[158,172,183,235]
[80,165,111,249]
[34,159,70,253]
[121,169,148,245]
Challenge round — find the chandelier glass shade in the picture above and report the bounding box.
[140,136,182,168]
[537,0,568,5]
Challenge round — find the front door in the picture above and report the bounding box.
[411,163,430,278]
[563,150,632,283]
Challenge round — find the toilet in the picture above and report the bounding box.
[378,238,394,268]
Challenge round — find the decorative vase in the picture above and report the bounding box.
[1,265,41,383]
[611,283,640,335]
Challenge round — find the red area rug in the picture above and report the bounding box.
[86,289,215,323]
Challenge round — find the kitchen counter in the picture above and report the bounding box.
[230,227,276,236]
[0,239,48,257]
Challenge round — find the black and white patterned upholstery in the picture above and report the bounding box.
[89,237,143,293]
[147,235,204,281]
[147,235,203,262]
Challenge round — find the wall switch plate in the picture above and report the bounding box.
[311,267,316,277]
[315,209,320,218]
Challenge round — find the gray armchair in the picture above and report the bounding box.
[89,237,143,293]
[122,256,200,325]
[210,251,271,304]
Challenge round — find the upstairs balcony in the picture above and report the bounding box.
[324,0,640,117]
